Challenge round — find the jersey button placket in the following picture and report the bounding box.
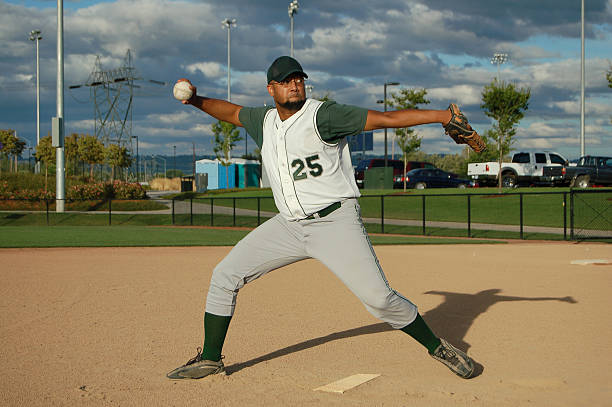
[277,126,298,218]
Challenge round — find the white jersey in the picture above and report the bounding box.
[261,99,360,221]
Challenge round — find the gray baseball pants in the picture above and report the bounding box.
[205,198,418,329]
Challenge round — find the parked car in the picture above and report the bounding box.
[558,155,612,188]
[468,151,568,187]
[394,168,472,189]
[354,158,433,188]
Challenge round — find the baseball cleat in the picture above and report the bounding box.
[166,348,226,380]
[429,338,475,379]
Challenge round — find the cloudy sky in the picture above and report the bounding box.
[1,0,611,160]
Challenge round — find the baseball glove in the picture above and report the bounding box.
[443,104,486,153]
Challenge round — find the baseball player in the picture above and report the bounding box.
[167,56,482,381]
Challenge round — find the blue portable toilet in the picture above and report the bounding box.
[218,164,236,189]
[195,159,219,189]
[231,158,260,188]
[195,159,236,190]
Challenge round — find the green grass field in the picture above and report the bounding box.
[197,187,579,228]
[2,187,610,245]
[0,226,503,248]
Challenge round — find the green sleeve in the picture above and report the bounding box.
[238,106,274,149]
[315,101,368,143]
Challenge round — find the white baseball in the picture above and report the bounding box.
[173,81,193,101]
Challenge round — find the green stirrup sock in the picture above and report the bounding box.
[201,312,232,362]
[400,313,441,354]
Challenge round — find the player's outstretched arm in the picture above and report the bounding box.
[174,79,243,127]
[364,109,451,131]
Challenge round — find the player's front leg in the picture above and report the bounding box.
[167,214,308,380]
[305,199,475,379]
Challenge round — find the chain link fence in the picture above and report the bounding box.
[570,189,612,240]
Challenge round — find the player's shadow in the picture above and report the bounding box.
[225,322,392,375]
[225,289,577,376]
[422,289,577,353]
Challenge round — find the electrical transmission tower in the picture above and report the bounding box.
[69,49,165,146]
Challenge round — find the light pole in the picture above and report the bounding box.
[153,155,167,178]
[29,29,42,174]
[173,145,176,177]
[55,0,66,213]
[221,18,236,102]
[288,0,299,57]
[377,81,399,169]
[580,0,585,156]
[490,52,509,82]
[131,135,139,182]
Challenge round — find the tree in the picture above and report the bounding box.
[0,130,16,173]
[78,134,105,181]
[64,133,81,177]
[105,144,132,181]
[314,92,333,102]
[387,88,430,191]
[466,128,510,164]
[10,137,26,172]
[0,129,25,173]
[212,120,243,188]
[428,153,470,177]
[34,135,55,190]
[481,79,530,189]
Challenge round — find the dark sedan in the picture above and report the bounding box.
[393,168,472,189]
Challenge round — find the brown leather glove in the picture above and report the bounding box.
[443,103,486,153]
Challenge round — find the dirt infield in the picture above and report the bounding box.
[1,243,611,406]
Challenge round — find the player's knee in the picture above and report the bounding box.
[362,290,395,311]
[210,263,242,293]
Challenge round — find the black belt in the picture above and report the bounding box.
[305,201,341,220]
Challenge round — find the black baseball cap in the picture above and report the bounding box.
[266,56,308,84]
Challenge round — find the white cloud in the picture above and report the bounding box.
[185,62,225,78]
[548,98,612,119]
[151,110,198,125]
[428,85,482,105]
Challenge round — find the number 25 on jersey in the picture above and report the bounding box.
[292,154,323,181]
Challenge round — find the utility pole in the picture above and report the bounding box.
[29,29,42,174]
[580,0,585,156]
[377,82,399,170]
[490,52,509,82]
[54,0,65,213]
[221,18,236,102]
[288,1,299,57]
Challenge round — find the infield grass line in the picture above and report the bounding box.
[0,226,504,248]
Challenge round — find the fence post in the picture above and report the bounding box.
[190,198,193,226]
[171,198,175,225]
[519,193,523,239]
[108,199,112,226]
[570,190,574,240]
[563,192,567,240]
[233,197,236,226]
[257,197,261,226]
[210,198,214,226]
[467,194,471,238]
[422,195,426,235]
[380,195,385,234]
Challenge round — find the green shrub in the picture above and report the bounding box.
[111,181,146,200]
[68,183,112,200]
[0,180,53,201]
[1,175,146,201]
[67,181,146,200]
